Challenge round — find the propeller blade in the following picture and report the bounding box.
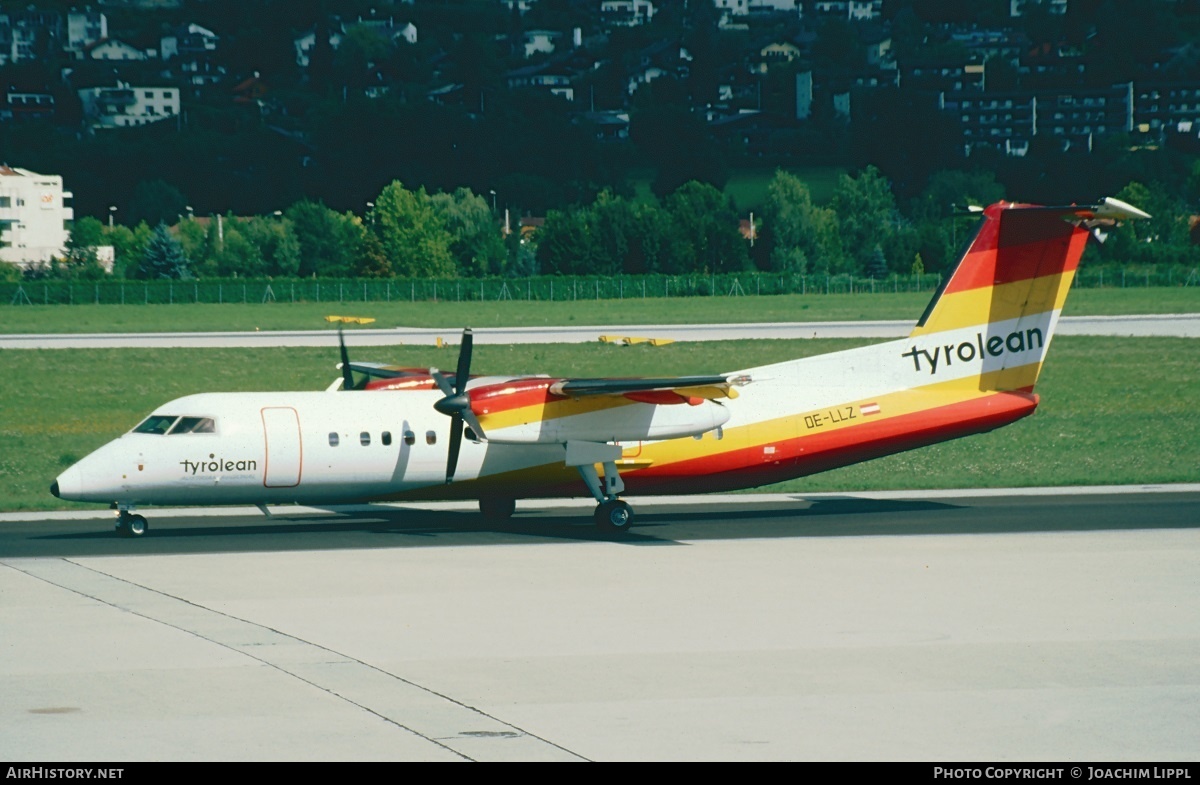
[445,414,463,484]
[338,325,356,391]
[460,408,486,443]
[430,367,455,398]
[431,327,480,483]
[454,328,473,394]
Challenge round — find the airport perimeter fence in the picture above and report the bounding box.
[3,266,1197,307]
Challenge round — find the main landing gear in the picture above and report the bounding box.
[115,507,149,538]
[567,442,635,536]
[594,498,634,535]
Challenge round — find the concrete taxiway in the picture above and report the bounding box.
[3,313,1199,349]
[2,486,1197,762]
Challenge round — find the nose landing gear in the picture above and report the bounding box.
[115,507,149,538]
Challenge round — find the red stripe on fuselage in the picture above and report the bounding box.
[618,389,1040,496]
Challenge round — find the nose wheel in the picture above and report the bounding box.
[116,510,149,538]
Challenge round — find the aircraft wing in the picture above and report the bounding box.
[343,362,431,380]
[548,374,750,402]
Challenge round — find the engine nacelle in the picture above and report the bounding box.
[470,378,730,444]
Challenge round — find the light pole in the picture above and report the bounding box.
[489,189,497,213]
[186,205,194,220]
[108,205,117,228]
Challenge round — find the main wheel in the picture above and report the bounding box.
[479,497,516,520]
[594,499,634,535]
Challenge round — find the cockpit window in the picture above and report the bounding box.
[133,415,179,435]
[169,417,216,435]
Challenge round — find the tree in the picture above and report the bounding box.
[429,188,506,277]
[208,224,265,278]
[865,245,889,280]
[1097,181,1196,266]
[371,181,456,278]
[108,222,152,279]
[242,216,301,277]
[536,206,596,276]
[663,181,750,274]
[286,201,366,278]
[829,166,907,274]
[174,218,211,271]
[139,224,191,280]
[762,171,843,275]
[356,229,391,278]
[60,216,108,279]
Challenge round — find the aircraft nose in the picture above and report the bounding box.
[53,464,84,501]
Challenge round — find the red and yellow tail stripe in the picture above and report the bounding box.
[913,202,1091,342]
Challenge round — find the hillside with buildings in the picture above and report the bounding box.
[3,0,1200,279]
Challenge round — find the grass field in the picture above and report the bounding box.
[1,288,1197,334]
[4,336,1197,512]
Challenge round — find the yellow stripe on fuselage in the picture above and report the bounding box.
[910,270,1075,337]
[605,360,1044,470]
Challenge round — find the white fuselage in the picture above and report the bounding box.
[54,390,560,506]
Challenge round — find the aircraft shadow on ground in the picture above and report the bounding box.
[18,494,1197,559]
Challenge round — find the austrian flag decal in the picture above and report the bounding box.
[861,403,881,416]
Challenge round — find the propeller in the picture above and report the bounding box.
[430,328,486,483]
[337,325,361,390]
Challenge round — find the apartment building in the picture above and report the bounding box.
[0,166,73,268]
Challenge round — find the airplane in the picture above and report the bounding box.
[51,197,1148,537]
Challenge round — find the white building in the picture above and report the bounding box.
[600,0,656,27]
[86,38,149,61]
[66,9,108,57]
[77,83,180,129]
[0,166,73,269]
[160,22,218,61]
[812,0,881,20]
[747,0,803,14]
[523,29,560,58]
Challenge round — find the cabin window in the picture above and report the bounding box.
[382,431,392,446]
[168,416,215,435]
[329,432,339,447]
[133,415,178,435]
[426,430,437,445]
[404,431,415,446]
[360,431,371,446]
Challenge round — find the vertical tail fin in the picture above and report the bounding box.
[907,198,1148,393]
